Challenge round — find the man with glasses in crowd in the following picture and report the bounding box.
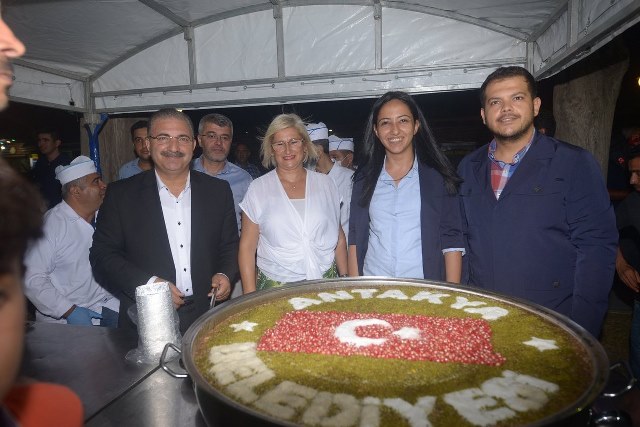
[90,109,239,334]
[192,113,252,234]
[117,120,153,180]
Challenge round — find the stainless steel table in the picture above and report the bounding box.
[20,322,204,426]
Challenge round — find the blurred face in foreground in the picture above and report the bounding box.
[0,260,24,399]
[0,15,26,111]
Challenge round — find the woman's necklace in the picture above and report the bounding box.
[278,170,304,190]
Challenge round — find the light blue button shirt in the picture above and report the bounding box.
[363,157,423,278]
[192,156,252,233]
[117,158,145,180]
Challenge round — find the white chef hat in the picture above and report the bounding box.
[328,135,342,151]
[55,156,97,185]
[329,135,354,152]
[340,137,354,151]
[306,122,328,141]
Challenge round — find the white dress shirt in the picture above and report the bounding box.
[327,162,354,242]
[155,171,194,296]
[24,201,119,323]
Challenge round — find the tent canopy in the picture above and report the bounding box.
[6,0,640,115]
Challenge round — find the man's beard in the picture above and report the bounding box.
[204,148,227,163]
[487,115,534,143]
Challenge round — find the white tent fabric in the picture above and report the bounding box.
[5,0,640,115]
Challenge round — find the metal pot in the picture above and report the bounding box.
[162,278,613,427]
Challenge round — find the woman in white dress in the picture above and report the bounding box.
[239,114,348,293]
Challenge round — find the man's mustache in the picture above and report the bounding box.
[160,150,186,158]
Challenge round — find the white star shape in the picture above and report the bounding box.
[229,321,258,332]
[392,327,421,340]
[523,337,559,351]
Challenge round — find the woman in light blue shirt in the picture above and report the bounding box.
[347,91,464,282]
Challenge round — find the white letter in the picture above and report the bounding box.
[376,290,409,300]
[208,342,272,386]
[351,289,379,299]
[289,297,323,310]
[226,370,275,404]
[208,343,275,403]
[481,371,559,412]
[318,290,355,303]
[360,397,381,427]
[254,381,317,420]
[383,397,436,427]
[463,307,509,320]
[302,392,361,427]
[450,296,486,309]
[502,370,559,393]
[411,291,450,304]
[443,388,515,426]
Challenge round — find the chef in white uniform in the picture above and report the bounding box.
[24,156,119,326]
[306,124,354,242]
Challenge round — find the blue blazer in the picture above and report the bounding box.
[457,133,617,337]
[348,161,464,281]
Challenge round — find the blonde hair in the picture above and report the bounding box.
[260,114,318,169]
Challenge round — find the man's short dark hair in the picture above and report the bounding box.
[0,159,43,274]
[198,113,233,137]
[148,109,194,137]
[36,129,61,142]
[130,120,148,140]
[479,66,538,106]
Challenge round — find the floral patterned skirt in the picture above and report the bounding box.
[256,262,338,291]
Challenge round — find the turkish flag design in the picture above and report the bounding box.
[257,311,505,366]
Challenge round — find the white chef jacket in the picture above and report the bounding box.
[240,170,341,283]
[24,201,119,323]
[327,163,354,242]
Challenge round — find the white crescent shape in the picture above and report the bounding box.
[334,318,392,347]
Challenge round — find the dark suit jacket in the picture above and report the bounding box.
[457,132,617,337]
[348,161,464,281]
[90,170,239,334]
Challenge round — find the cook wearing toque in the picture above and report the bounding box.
[24,156,120,327]
[307,123,354,243]
[329,135,355,170]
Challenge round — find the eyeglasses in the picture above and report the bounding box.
[271,138,302,152]
[200,132,231,143]
[147,135,193,145]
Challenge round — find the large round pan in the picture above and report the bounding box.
[164,278,610,427]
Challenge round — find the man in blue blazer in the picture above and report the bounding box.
[458,66,617,337]
[90,109,239,334]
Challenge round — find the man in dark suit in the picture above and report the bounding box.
[457,66,617,337]
[90,109,239,333]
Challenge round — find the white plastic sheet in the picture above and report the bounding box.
[5,0,639,112]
